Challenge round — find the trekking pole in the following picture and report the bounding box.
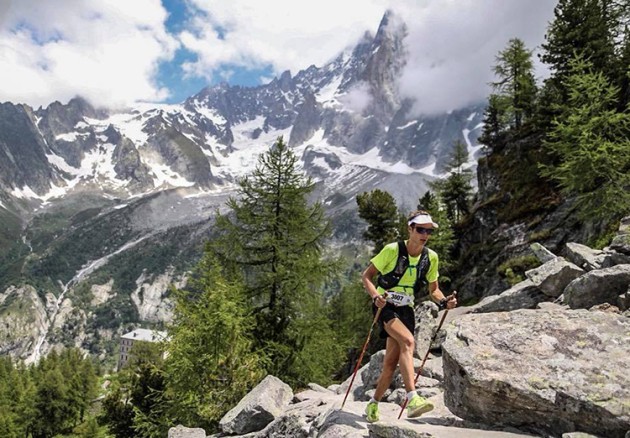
[341,294,386,410]
[397,292,456,419]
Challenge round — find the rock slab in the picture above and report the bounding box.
[442,309,630,438]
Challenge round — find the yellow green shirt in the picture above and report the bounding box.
[371,240,439,299]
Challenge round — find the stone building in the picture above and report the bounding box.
[117,328,168,370]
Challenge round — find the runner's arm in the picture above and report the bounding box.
[428,281,457,309]
[362,263,386,307]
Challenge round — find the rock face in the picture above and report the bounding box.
[442,309,630,438]
[0,285,49,357]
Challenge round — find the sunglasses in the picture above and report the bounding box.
[412,226,434,235]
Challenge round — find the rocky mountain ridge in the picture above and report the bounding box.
[0,11,484,213]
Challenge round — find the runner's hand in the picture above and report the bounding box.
[373,294,386,308]
[446,291,457,309]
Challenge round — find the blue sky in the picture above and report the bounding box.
[0,0,556,111]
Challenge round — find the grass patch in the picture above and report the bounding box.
[497,255,541,285]
[528,228,553,242]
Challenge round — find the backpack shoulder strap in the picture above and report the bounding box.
[413,247,432,296]
[417,246,430,280]
[377,241,409,289]
[392,240,409,276]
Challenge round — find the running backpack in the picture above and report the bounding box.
[377,241,431,296]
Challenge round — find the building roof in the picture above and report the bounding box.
[121,328,168,342]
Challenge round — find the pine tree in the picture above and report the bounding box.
[541,0,616,95]
[478,94,508,152]
[616,26,630,110]
[31,368,72,438]
[209,136,333,382]
[431,141,474,223]
[165,251,264,430]
[356,189,400,254]
[491,38,537,130]
[541,55,630,220]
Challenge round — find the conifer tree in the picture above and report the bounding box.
[165,251,264,430]
[128,352,170,438]
[99,386,135,438]
[356,189,400,254]
[616,27,630,110]
[32,368,71,438]
[209,136,333,383]
[478,94,508,152]
[541,55,630,220]
[541,0,616,94]
[0,357,19,438]
[327,280,372,377]
[491,38,537,130]
[431,141,474,223]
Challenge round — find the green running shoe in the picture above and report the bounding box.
[407,394,434,418]
[365,401,379,423]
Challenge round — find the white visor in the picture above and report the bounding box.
[408,214,439,228]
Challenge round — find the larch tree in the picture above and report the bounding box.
[541,55,630,221]
[164,251,264,431]
[478,94,508,152]
[491,38,537,130]
[541,0,616,97]
[431,141,474,223]
[209,136,334,384]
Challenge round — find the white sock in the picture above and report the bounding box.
[369,397,378,404]
[407,391,416,401]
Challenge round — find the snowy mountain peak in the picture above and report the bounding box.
[0,12,485,211]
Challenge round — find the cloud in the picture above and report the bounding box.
[338,82,373,113]
[394,0,556,115]
[0,0,178,108]
[179,0,389,80]
[179,0,555,114]
[0,0,556,111]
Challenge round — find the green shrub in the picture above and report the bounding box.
[497,255,541,285]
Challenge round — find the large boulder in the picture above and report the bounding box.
[563,264,630,309]
[563,242,604,271]
[442,309,630,438]
[525,257,584,297]
[219,375,293,435]
[470,280,548,313]
[336,362,369,402]
[311,408,369,438]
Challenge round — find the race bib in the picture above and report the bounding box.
[385,291,414,307]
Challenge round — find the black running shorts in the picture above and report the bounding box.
[372,302,415,339]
